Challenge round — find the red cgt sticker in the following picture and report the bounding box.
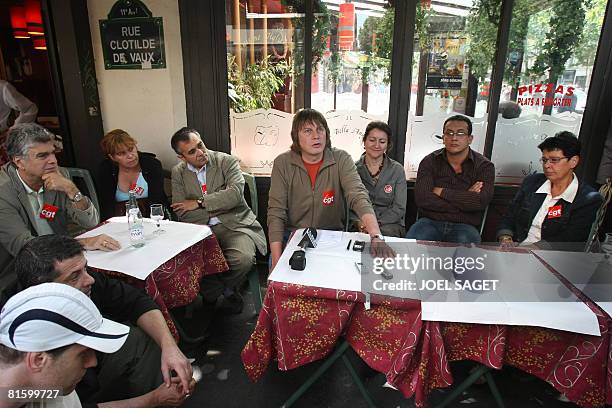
[40,203,59,221]
[547,205,562,219]
[129,183,145,196]
[322,191,335,206]
[384,184,393,194]
[201,184,207,195]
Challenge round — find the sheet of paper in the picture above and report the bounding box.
[532,250,612,317]
[78,219,211,280]
[421,247,600,336]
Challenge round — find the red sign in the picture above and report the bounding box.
[384,184,393,194]
[547,205,562,219]
[322,191,335,206]
[338,3,354,51]
[40,203,58,220]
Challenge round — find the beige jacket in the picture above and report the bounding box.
[267,148,374,243]
[171,150,267,255]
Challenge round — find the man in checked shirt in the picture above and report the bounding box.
[407,115,495,243]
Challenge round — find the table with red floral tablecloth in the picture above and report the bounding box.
[242,276,609,408]
[93,234,228,340]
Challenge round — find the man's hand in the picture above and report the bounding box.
[356,221,368,234]
[170,200,198,216]
[79,234,121,251]
[151,377,196,407]
[369,238,395,259]
[41,171,78,197]
[498,234,516,249]
[160,343,192,397]
[468,181,484,193]
[432,187,443,197]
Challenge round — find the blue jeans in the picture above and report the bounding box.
[406,217,481,244]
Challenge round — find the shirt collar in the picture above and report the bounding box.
[15,169,43,195]
[535,173,579,203]
[187,162,206,174]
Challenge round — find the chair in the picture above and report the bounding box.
[65,167,100,215]
[242,172,263,314]
[414,205,490,237]
[584,178,612,252]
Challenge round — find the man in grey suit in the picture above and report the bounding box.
[0,123,119,292]
[170,127,266,313]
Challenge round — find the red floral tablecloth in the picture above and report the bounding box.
[94,234,228,340]
[242,278,609,407]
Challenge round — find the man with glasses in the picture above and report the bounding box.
[170,127,267,314]
[497,131,602,249]
[408,114,495,243]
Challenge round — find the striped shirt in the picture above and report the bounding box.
[414,148,495,227]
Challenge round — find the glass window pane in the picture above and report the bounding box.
[226,0,304,114]
[404,0,499,179]
[311,1,394,119]
[492,0,607,184]
[226,0,305,174]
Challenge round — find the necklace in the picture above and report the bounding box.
[367,157,384,179]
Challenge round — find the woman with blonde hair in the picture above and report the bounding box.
[97,129,170,219]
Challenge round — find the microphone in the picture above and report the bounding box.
[290,228,318,270]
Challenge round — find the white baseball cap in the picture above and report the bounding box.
[0,283,129,353]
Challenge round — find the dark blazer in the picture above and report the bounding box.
[97,151,171,220]
[496,173,602,250]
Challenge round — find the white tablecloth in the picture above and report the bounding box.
[78,217,211,280]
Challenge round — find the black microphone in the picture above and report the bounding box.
[290,228,318,270]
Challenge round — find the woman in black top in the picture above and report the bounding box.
[97,129,171,220]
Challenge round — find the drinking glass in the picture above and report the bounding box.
[150,204,165,235]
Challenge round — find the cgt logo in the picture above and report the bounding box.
[40,204,58,221]
[322,191,335,206]
[547,205,562,219]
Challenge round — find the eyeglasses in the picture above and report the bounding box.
[442,130,470,138]
[539,157,570,164]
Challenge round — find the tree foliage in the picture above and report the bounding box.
[530,0,590,80]
[465,0,531,83]
[573,0,606,66]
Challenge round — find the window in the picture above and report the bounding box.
[491,0,607,184]
[403,0,499,179]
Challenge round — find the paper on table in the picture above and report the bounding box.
[78,220,211,280]
[532,250,612,317]
[421,247,600,336]
[269,229,418,292]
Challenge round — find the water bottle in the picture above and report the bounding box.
[127,189,145,248]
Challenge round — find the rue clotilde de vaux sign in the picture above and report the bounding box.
[100,0,166,69]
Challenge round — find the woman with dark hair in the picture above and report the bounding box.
[267,109,392,270]
[497,131,602,250]
[354,121,406,237]
[97,129,171,220]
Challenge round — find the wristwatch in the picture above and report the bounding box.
[371,234,385,242]
[71,191,83,203]
[197,198,204,208]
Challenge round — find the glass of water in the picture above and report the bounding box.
[150,204,165,235]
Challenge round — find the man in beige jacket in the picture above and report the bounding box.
[170,127,266,313]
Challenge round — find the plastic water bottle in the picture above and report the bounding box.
[127,189,145,248]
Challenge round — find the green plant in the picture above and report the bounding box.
[227,55,292,113]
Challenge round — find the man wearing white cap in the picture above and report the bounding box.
[0,282,128,407]
[0,283,193,408]
[7,235,194,406]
